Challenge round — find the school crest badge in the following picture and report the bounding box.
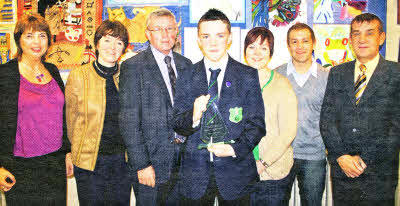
[229,107,243,123]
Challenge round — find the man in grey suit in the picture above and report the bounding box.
[320,13,400,205]
[119,8,192,205]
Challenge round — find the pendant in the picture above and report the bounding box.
[36,74,44,82]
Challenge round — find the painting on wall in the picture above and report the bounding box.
[313,0,367,24]
[313,24,354,68]
[104,0,184,6]
[252,0,302,28]
[0,0,16,24]
[103,5,183,54]
[190,0,246,24]
[0,32,11,64]
[42,0,102,69]
[17,0,38,17]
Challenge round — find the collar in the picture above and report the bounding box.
[287,57,318,78]
[204,53,229,71]
[355,53,380,72]
[150,45,173,61]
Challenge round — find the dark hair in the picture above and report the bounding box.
[14,14,51,61]
[244,27,274,58]
[286,23,315,45]
[94,20,129,58]
[198,8,231,33]
[350,13,383,34]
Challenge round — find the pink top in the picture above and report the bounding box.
[14,75,64,158]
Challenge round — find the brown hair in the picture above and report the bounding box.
[198,8,231,34]
[350,13,384,35]
[14,14,51,61]
[244,27,274,58]
[94,20,129,58]
[286,23,316,45]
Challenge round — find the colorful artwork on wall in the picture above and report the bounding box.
[103,5,182,53]
[313,24,354,68]
[252,0,302,28]
[17,0,38,17]
[43,0,102,69]
[0,0,16,23]
[313,0,367,24]
[104,0,183,6]
[0,32,11,63]
[190,0,245,24]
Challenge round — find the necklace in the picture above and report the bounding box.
[19,61,45,82]
[94,61,118,76]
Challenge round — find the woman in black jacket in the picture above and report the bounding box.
[0,14,71,205]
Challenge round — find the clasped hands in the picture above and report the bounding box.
[193,95,235,157]
[337,154,367,178]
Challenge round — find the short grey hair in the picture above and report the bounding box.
[146,8,176,29]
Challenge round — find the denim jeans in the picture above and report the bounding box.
[250,172,293,206]
[285,158,326,206]
[74,153,131,206]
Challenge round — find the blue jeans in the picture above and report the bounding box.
[250,172,293,206]
[285,158,326,206]
[74,153,131,206]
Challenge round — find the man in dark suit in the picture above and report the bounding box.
[119,8,192,206]
[173,9,265,205]
[320,13,400,206]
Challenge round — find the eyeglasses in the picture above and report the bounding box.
[147,27,177,33]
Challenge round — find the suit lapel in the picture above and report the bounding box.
[219,56,236,107]
[344,61,357,106]
[358,56,388,104]
[196,59,209,95]
[145,48,173,106]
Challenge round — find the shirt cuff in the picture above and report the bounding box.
[192,119,200,128]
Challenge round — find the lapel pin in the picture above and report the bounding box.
[226,81,231,87]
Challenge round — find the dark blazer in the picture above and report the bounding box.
[119,47,192,184]
[173,56,266,200]
[0,59,70,171]
[320,56,400,198]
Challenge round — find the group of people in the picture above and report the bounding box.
[0,6,398,206]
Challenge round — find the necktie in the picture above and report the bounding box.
[355,64,367,105]
[164,56,176,96]
[208,68,221,105]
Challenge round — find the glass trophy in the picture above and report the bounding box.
[198,101,234,151]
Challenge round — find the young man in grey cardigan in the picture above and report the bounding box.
[275,23,329,206]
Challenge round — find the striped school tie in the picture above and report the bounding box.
[354,64,367,105]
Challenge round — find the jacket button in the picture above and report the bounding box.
[352,128,357,132]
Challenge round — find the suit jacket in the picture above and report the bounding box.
[119,47,192,184]
[173,56,266,200]
[320,56,400,197]
[0,59,70,171]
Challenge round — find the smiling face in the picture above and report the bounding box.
[20,29,48,61]
[350,20,385,64]
[287,29,315,65]
[96,34,125,67]
[197,20,232,62]
[245,36,271,69]
[145,15,177,55]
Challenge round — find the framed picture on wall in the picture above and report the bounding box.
[189,0,246,24]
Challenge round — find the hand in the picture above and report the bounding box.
[65,152,74,177]
[255,160,266,175]
[0,167,16,192]
[137,166,155,188]
[337,155,367,178]
[207,144,235,157]
[193,95,210,123]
